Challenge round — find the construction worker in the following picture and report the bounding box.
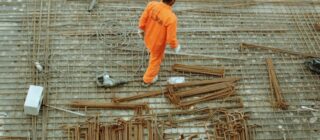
[138,0,181,86]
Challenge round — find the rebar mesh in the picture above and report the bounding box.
[0,0,319,139]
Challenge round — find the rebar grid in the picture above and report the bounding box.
[0,0,319,139]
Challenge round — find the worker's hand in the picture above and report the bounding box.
[137,29,144,39]
[172,44,181,53]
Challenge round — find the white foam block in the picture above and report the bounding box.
[167,77,185,84]
[24,85,44,115]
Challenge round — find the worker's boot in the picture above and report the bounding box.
[142,75,158,87]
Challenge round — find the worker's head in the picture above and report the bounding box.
[162,0,176,6]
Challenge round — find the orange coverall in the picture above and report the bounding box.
[139,1,179,83]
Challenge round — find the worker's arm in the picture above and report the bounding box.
[139,3,152,30]
[166,18,179,49]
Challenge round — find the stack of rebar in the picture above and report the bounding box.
[65,116,163,140]
[207,109,256,140]
[113,77,241,108]
[172,64,225,77]
[166,78,239,108]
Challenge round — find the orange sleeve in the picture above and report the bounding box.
[166,17,179,49]
[139,2,152,30]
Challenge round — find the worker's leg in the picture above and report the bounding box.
[143,51,165,84]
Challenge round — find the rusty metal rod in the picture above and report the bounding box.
[266,58,288,110]
[172,64,225,77]
[175,82,234,98]
[0,136,29,139]
[240,43,319,58]
[177,88,235,107]
[172,77,240,88]
[70,100,149,110]
[113,90,163,103]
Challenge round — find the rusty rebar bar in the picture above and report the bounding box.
[172,64,225,77]
[65,116,164,140]
[208,110,255,140]
[177,88,235,107]
[70,100,149,110]
[266,58,288,110]
[240,43,319,58]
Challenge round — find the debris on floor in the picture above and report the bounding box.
[301,106,319,112]
[34,61,43,72]
[305,58,320,74]
[167,77,185,84]
[96,72,140,88]
[88,0,97,12]
[24,85,44,115]
[45,104,86,116]
[0,112,7,117]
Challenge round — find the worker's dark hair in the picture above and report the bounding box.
[163,0,175,6]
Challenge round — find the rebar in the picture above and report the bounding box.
[206,110,255,140]
[172,64,225,77]
[65,116,163,140]
[266,58,289,110]
[240,43,319,58]
[113,77,239,103]
[70,100,149,110]
[1,0,320,139]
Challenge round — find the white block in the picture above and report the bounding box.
[24,85,44,115]
[167,77,185,84]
